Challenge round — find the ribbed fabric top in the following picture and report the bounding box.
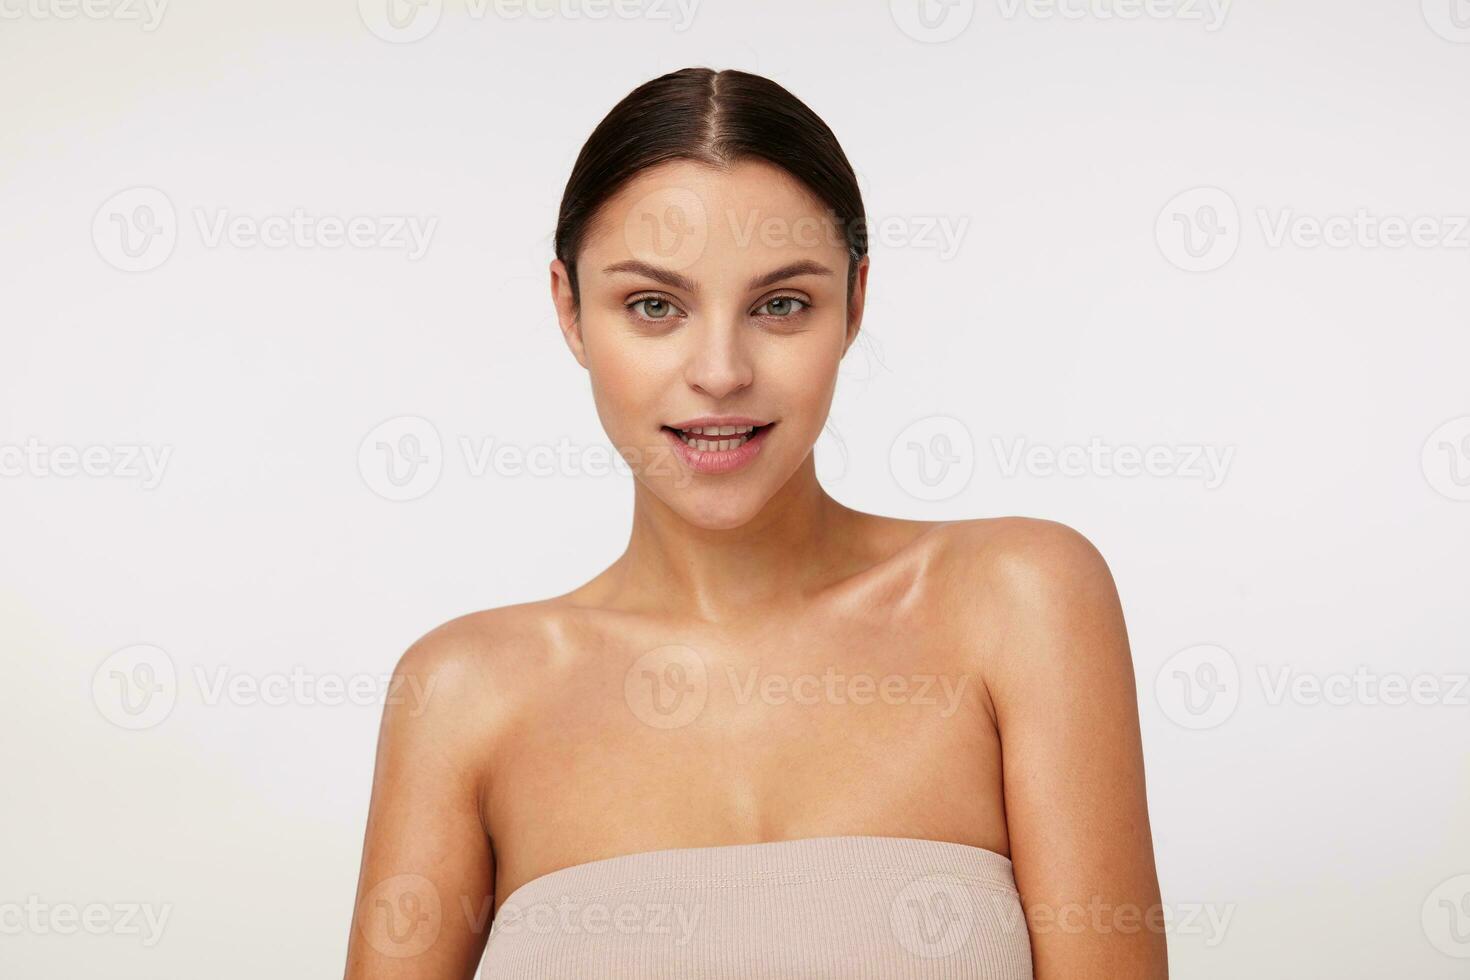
[481,834,1034,978]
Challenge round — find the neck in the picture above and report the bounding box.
[610,453,861,623]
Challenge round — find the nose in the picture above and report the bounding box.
[683,317,754,400]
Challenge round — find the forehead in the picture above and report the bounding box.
[579,158,847,283]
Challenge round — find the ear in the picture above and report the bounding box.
[550,258,588,369]
[842,254,869,357]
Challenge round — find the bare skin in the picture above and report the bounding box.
[344,159,1167,979]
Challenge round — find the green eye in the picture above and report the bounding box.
[756,296,807,318]
[630,297,678,319]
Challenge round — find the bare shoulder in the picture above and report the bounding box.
[924,517,1130,685]
[394,601,550,687]
[383,598,578,754]
[930,515,1119,610]
[932,522,1164,976]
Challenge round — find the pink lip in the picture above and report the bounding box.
[661,421,775,476]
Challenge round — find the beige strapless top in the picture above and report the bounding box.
[481,834,1034,978]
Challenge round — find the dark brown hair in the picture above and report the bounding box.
[553,67,868,314]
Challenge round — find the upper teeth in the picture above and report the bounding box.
[675,424,758,451]
[682,425,754,436]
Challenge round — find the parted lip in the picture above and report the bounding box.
[664,415,774,430]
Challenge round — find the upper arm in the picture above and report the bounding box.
[971,519,1168,979]
[343,625,499,980]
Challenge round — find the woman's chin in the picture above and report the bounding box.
[686,503,760,531]
[665,490,766,531]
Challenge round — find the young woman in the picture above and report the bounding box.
[344,67,1167,979]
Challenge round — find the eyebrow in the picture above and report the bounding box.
[601,259,835,293]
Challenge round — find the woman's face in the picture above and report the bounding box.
[551,158,868,530]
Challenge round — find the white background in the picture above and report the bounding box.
[2,1,1468,977]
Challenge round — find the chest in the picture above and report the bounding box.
[483,607,1008,909]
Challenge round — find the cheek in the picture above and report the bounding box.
[758,333,843,407]
[583,327,668,428]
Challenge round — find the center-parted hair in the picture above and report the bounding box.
[553,67,868,314]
